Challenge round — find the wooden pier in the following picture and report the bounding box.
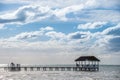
[4,66,99,71]
[4,56,100,72]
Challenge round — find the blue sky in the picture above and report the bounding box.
[0,0,120,65]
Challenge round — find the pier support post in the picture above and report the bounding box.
[30,67,33,71]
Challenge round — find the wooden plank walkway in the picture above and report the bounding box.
[3,66,99,71]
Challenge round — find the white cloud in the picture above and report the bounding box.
[91,23,120,53]
[8,26,54,41]
[77,10,120,22]
[102,23,120,35]
[0,36,120,64]
[5,23,119,53]
[0,24,120,64]
[0,0,30,4]
[0,5,53,24]
[68,31,91,41]
[45,31,66,40]
[0,26,92,50]
[0,0,119,25]
[0,0,120,65]
[1,0,119,9]
[77,22,107,29]
[54,4,84,21]
[9,31,42,40]
[98,0,120,9]
[40,26,54,31]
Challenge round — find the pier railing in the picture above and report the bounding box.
[4,65,99,71]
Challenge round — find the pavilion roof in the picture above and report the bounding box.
[75,56,100,61]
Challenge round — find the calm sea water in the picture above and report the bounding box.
[0,65,120,80]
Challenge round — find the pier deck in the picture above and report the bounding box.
[4,65,99,71]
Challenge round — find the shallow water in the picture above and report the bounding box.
[0,65,120,80]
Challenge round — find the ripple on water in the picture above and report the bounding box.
[0,75,4,79]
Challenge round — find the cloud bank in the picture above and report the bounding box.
[0,0,120,65]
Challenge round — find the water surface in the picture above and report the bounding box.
[0,65,120,80]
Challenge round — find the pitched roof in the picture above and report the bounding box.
[75,56,100,61]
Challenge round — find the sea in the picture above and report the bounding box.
[0,65,120,80]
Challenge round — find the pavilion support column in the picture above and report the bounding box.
[92,61,93,65]
[88,61,90,70]
[97,61,99,66]
[90,61,92,65]
[94,61,97,71]
[81,61,82,66]
[85,60,86,66]
[92,61,94,71]
[80,61,82,67]
[89,61,91,71]
[82,61,84,67]
[97,61,99,71]
[88,61,90,65]
[76,61,79,67]
[83,61,85,71]
[76,61,77,66]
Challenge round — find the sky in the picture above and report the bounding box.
[0,0,120,65]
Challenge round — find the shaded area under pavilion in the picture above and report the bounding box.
[75,56,100,71]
